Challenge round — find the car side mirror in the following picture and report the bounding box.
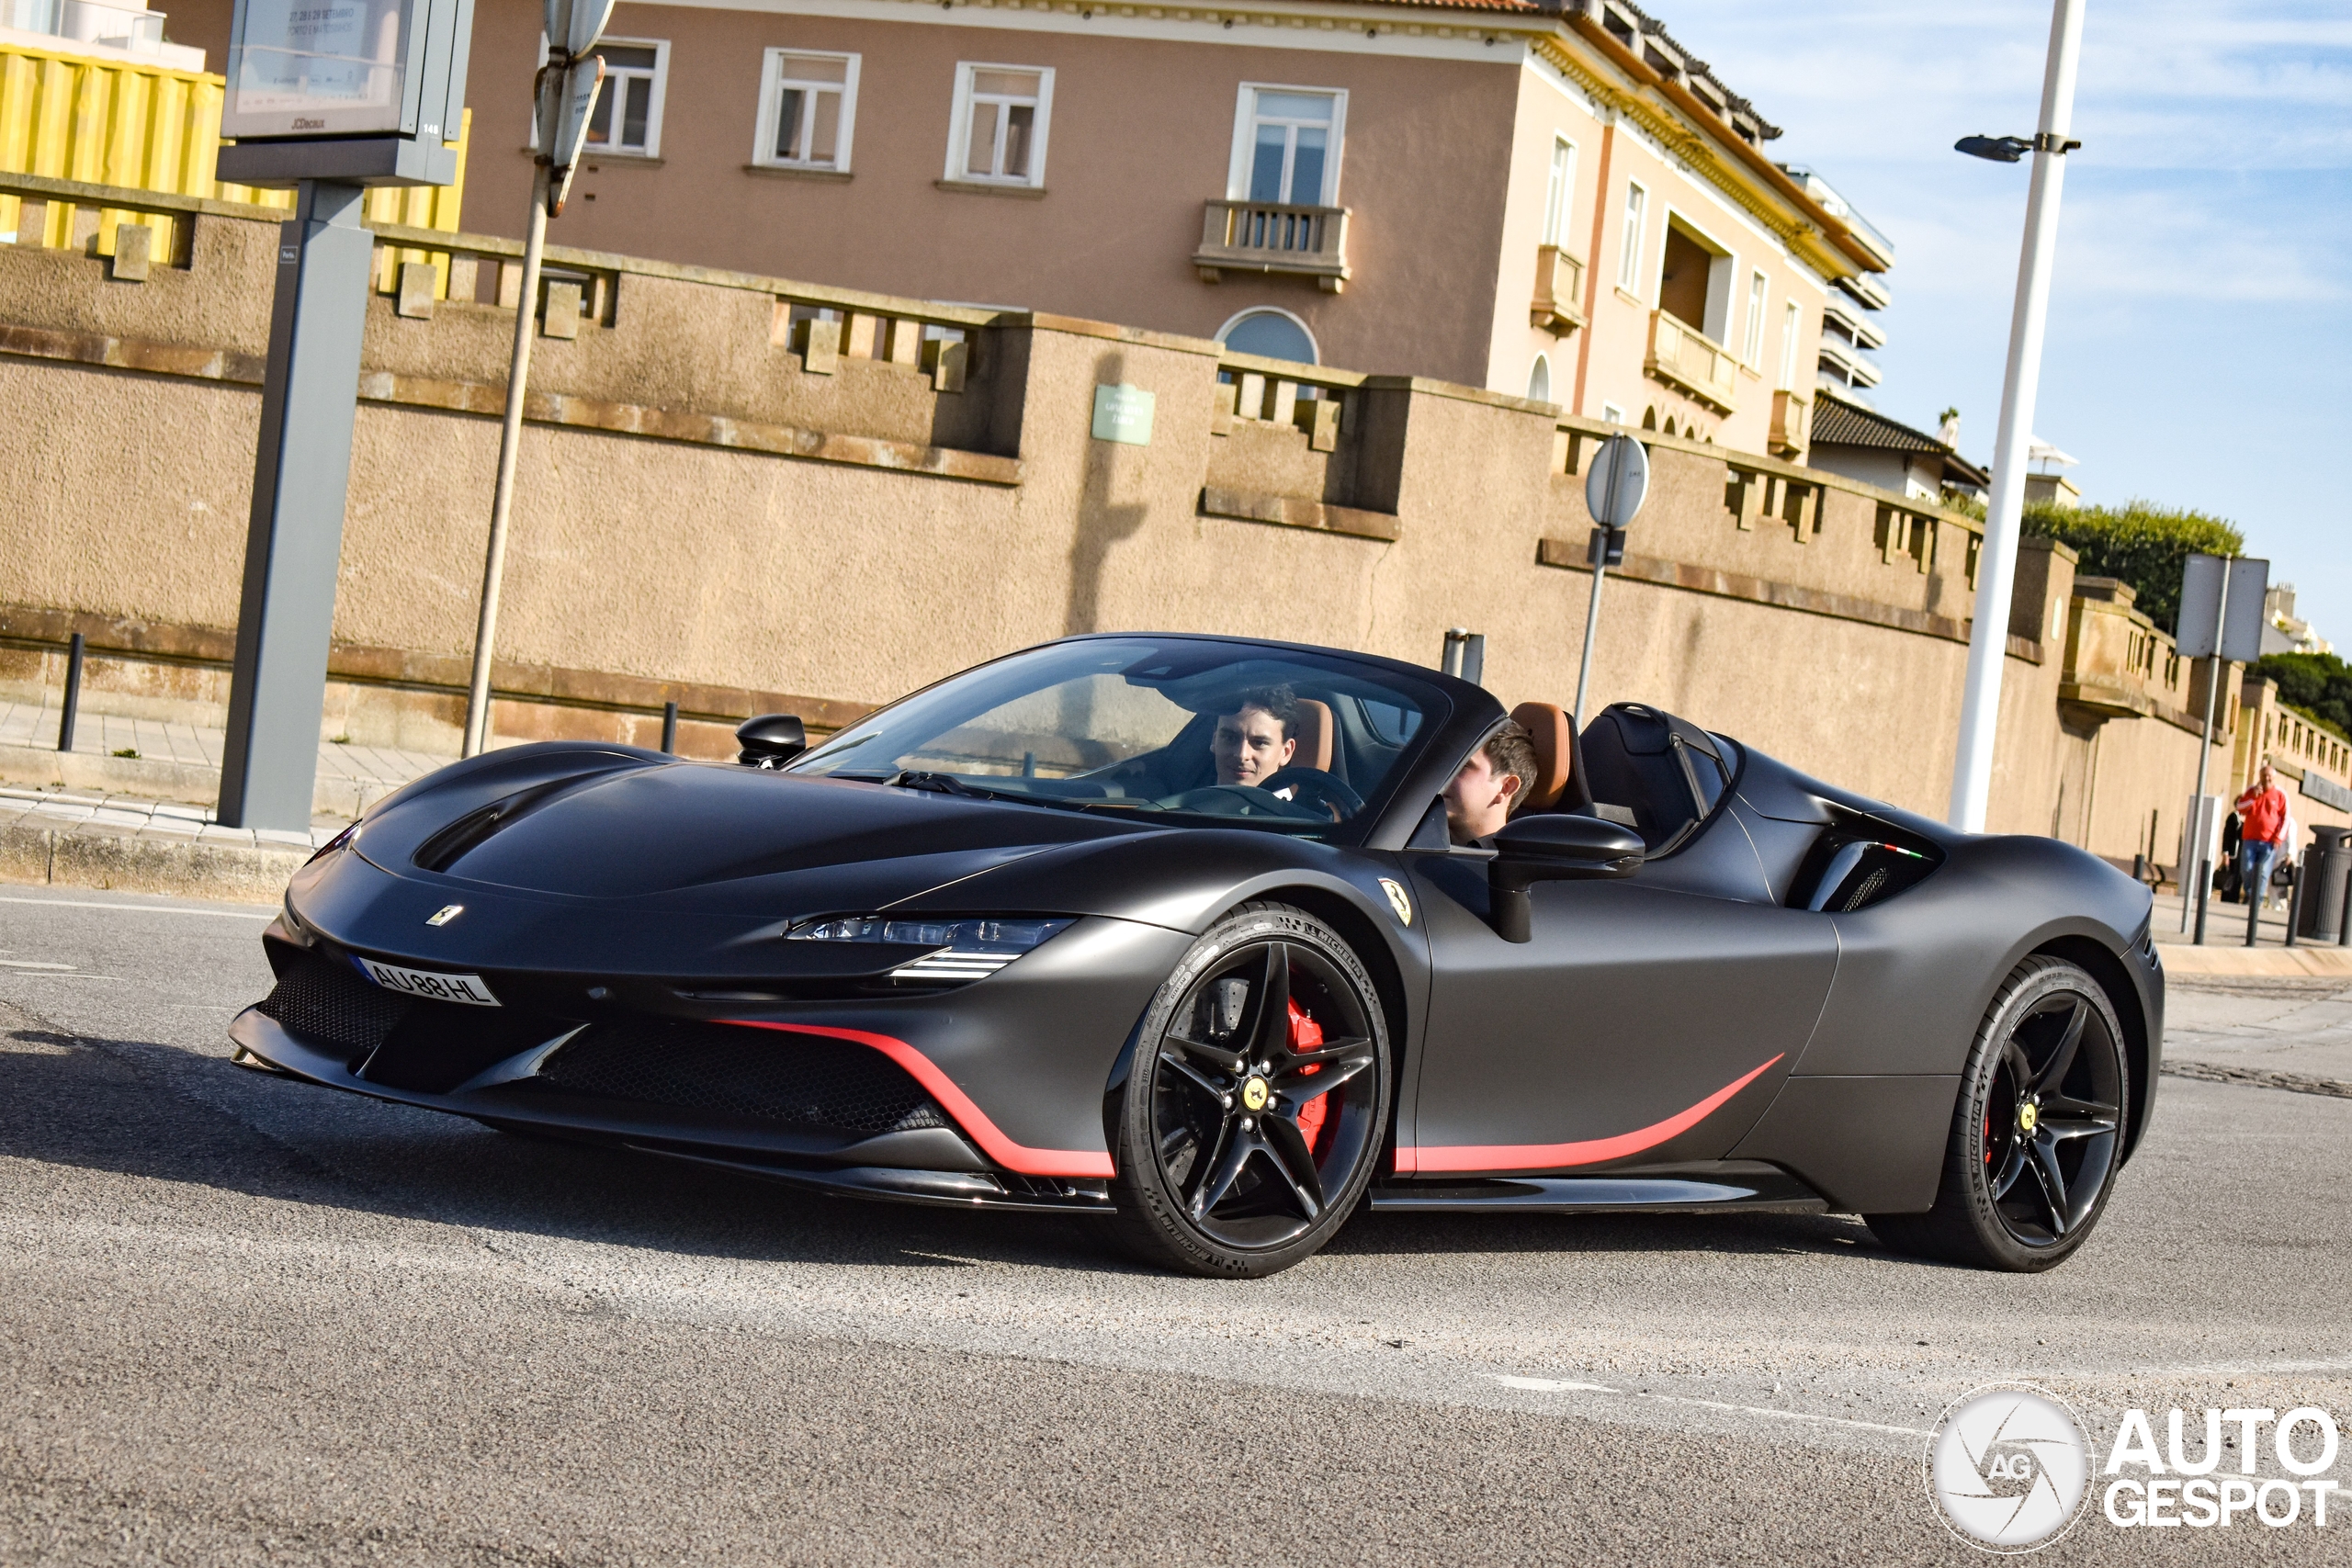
[735,713,807,768]
[1487,813,1644,942]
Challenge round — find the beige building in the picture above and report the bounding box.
[156,0,1882,451]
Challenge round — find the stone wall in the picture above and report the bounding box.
[3,179,2340,866]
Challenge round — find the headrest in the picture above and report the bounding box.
[1510,702,1574,813]
[1293,698,1335,773]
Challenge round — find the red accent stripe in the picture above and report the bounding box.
[718,1019,1117,1179]
[1394,1054,1785,1176]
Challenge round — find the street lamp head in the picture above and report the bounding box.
[1955,134,2032,164]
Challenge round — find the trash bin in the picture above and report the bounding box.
[2298,827,2352,943]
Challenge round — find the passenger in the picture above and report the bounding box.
[1211,686,1298,788]
[1443,719,1536,845]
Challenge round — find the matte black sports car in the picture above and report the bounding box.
[232,634,2162,1278]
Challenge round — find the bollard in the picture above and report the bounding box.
[2246,875,2262,947]
[661,701,679,754]
[56,631,85,753]
[2194,859,2211,945]
[2285,872,2301,948]
[2342,869,2351,948]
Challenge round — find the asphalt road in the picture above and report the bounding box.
[2,885,2348,1565]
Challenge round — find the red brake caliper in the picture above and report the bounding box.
[1289,998,1329,1151]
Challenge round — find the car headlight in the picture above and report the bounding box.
[786,915,1073,983]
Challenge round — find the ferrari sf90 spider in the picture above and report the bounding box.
[232,635,2161,1277]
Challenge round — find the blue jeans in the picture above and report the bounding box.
[2239,840,2278,906]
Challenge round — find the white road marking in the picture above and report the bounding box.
[0,895,273,919]
[0,959,76,970]
[1487,1372,1930,1438]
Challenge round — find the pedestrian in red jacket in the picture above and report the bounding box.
[2235,762,2288,909]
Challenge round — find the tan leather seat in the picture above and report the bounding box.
[1510,701,1576,812]
[1293,698,1335,773]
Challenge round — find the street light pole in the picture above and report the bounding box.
[462,159,551,759]
[1946,0,2087,832]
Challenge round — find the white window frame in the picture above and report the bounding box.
[1742,269,1769,366]
[944,62,1055,187]
[1528,353,1553,403]
[1543,135,1577,247]
[584,38,669,160]
[1777,299,1803,389]
[1226,83,1347,208]
[753,49,860,172]
[1600,401,1626,424]
[1617,180,1647,292]
[1214,306,1320,366]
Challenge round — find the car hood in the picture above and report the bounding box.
[355,754,1149,910]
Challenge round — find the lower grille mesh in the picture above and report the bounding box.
[257,952,411,1059]
[532,1019,952,1136]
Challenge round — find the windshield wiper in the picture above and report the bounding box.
[880,772,1099,812]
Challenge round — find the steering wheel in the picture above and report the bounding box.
[1258,767,1364,821]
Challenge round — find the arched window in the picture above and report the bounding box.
[1527,353,1552,403]
[1216,308,1317,365]
[1641,406,1658,430]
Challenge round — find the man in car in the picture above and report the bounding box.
[1211,687,1298,788]
[1443,720,1536,845]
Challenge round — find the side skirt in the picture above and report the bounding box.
[1367,1161,1827,1214]
[632,1142,1118,1214]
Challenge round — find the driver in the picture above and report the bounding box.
[1211,686,1298,788]
[1443,720,1535,844]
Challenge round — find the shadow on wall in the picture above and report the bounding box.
[1064,350,1150,640]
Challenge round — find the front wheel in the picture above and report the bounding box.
[1110,903,1391,1279]
[1867,955,2129,1271]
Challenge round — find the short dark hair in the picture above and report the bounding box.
[1221,684,1297,740]
[1482,720,1538,815]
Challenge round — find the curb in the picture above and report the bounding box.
[2156,943,2352,978]
[0,822,304,903]
[0,742,409,821]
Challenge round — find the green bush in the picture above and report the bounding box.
[2024,501,2244,635]
[2250,652,2352,743]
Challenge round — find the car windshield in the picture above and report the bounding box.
[788,638,1445,836]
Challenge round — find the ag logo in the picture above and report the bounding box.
[1927,1383,2090,1552]
[1378,877,1412,926]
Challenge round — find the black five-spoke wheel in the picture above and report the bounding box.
[1868,954,2130,1271]
[1112,903,1389,1277]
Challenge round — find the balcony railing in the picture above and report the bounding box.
[1645,309,1736,413]
[1193,199,1350,293]
[1529,244,1585,334]
[1769,389,1808,457]
[5,0,164,51]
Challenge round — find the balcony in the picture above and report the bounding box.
[1529,244,1585,334]
[1769,389,1808,457]
[1193,200,1351,294]
[2,0,202,64]
[1645,310,1736,413]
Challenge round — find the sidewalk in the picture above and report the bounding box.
[0,784,344,903]
[0,699,447,818]
[2149,885,2352,977]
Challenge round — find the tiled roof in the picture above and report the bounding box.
[1812,390,1990,489]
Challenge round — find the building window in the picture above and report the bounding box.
[1528,354,1552,403]
[585,40,667,158]
[1216,308,1317,365]
[757,51,858,170]
[1743,270,1768,365]
[1600,401,1625,423]
[1776,299,1801,389]
[1543,135,1576,246]
[947,63,1054,186]
[1617,181,1647,291]
[1229,85,1345,206]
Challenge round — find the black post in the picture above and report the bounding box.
[2340,865,2351,948]
[2285,859,2301,948]
[2245,874,2262,946]
[56,631,85,753]
[2193,858,2211,945]
[660,701,679,754]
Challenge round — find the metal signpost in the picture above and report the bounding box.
[1573,433,1648,730]
[461,0,614,758]
[1944,0,2086,834]
[213,0,473,830]
[2176,551,2268,942]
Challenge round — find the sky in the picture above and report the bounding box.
[1656,0,2351,642]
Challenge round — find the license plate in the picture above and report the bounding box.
[356,957,501,1008]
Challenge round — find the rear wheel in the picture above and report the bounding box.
[1110,903,1390,1279]
[1867,955,2127,1272]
